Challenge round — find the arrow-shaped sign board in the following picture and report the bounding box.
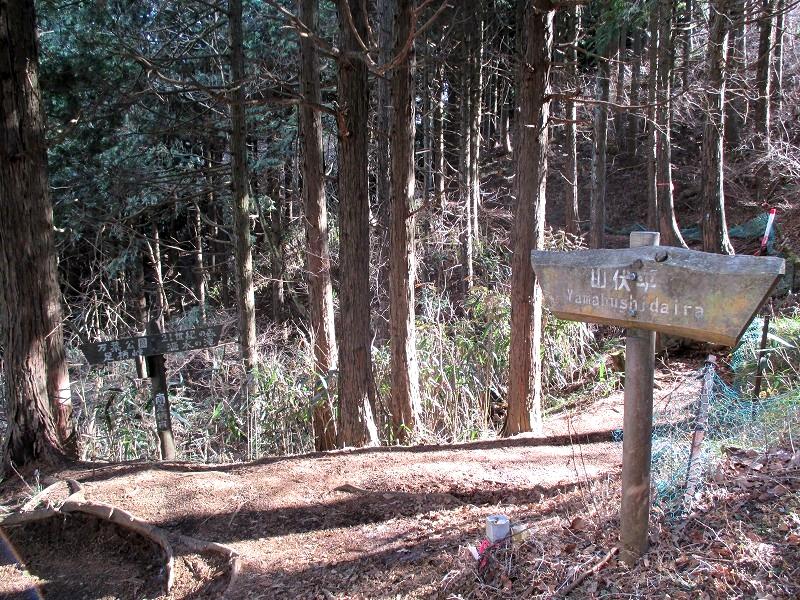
[531,246,785,346]
[80,325,223,365]
[532,237,785,564]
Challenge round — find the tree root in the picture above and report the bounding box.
[556,546,618,598]
[60,498,176,592]
[0,480,241,597]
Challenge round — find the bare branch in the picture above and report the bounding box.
[375,0,451,76]
[262,0,340,59]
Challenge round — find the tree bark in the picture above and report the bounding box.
[388,0,422,443]
[229,0,258,369]
[645,3,659,230]
[335,0,380,448]
[1,0,74,468]
[269,166,286,322]
[192,202,207,322]
[505,0,553,437]
[772,0,785,118]
[655,0,686,247]
[298,0,337,451]
[725,0,746,149]
[459,55,474,299]
[467,7,483,249]
[590,15,616,250]
[701,0,735,255]
[681,0,694,90]
[754,0,776,151]
[374,0,394,341]
[433,61,445,211]
[613,23,627,153]
[627,24,642,157]
[564,5,580,236]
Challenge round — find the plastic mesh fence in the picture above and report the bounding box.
[608,213,776,252]
[650,317,800,519]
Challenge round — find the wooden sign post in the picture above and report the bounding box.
[81,322,223,460]
[531,233,784,564]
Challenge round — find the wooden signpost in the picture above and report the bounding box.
[531,232,785,564]
[81,322,223,460]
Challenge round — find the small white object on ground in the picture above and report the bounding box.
[486,514,510,542]
[466,544,481,560]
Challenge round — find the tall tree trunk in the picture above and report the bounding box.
[298,0,337,451]
[655,0,686,247]
[499,99,512,154]
[389,0,422,443]
[614,23,627,152]
[148,224,170,322]
[505,0,553,437]
[269,167,285,322]
[645,3,659,230]
[627,24,642,157]
[203,145,224,307]
[459,61,474,298]
[467,7,483,249]
[725,0,746,149]
[130,251,149,378]
[1,0,75,467]
[590,17,616,249]
[229,0,258,369]
[772,0,785,119]
[484,60,496,143]
[192,202,207,322]
[421,30,433,210]
[335,0,380,448]
[564,6,580,235]
[702,0,735,255]
[754,0,776,151]
[374,0,394,341]
[681,0,694,90]
[433,61,445,211]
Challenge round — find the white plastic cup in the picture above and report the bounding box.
[485,514,511,543]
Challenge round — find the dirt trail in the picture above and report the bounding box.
[63,438,619,598]
[0,360,703,599]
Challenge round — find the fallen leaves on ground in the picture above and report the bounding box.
[438,446,800,599]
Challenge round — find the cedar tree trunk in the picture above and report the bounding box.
[654,0,686,247]
[299,0,338,451]
[229,0,258,369]
[564,5,580,236]
[505,0,553,437]
[701,0,735,255]
[388,0,422,443]
[0,0,75,467]
[335,0,380,447]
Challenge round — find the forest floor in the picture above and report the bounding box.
[2,153,798,597]
[0,358,799,599]
[6,356,785,600]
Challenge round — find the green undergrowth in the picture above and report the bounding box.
[65,286,608,462]
[55,228,614,461]
[651,312,800,517]
[732,313,800,396]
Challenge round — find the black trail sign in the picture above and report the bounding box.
[531,232,785,564]
[80,322,225,460]
[80,325,223,365]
